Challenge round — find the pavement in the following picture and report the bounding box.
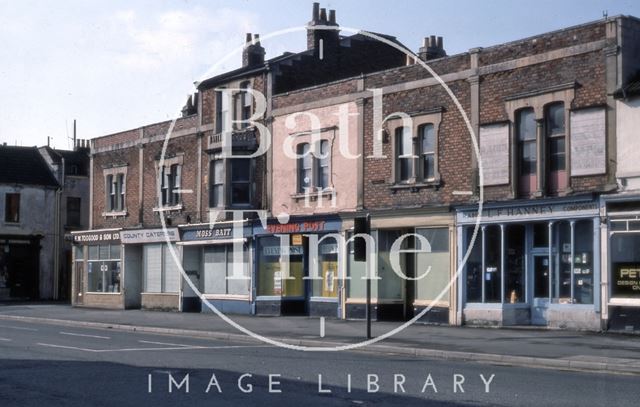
[1,303,640,375]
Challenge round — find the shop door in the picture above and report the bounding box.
[74,261,84,305]
[532,255,550,325]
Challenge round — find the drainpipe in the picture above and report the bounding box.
[53,157,65,300]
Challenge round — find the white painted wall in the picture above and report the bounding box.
[616,96,640,190]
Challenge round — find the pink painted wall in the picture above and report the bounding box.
[271,102,359,216]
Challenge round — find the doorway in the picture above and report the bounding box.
[532,254,550,325]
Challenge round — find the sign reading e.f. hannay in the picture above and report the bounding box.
[72,229,121,244]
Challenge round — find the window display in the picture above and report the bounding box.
[87,244,121,293]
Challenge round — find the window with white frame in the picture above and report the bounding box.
[394,122,438,184]
[160,164,182,207]
[210,159,224,207]
[297,140,331,193]
[216,88,230,134]
[105,172,125,212]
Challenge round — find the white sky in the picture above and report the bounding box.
[1,0,639,149]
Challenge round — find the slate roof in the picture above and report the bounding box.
[0,145,59,187]
[40,146,89,176]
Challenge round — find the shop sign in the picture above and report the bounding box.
[181,225,250,242]
[262,246,304,256]
[613,263,640,297]
[266,221,327,234]
[120,228,179,244]
[479,123,510,185]
[73,230,120,244]
[457,200,599,224]
[570,107,606,176]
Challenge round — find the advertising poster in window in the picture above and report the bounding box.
[613,263,640,298]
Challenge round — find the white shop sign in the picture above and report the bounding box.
[120,228,179,244]
[457,200,599,224]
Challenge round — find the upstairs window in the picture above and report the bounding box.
[546,102,566,194]
[4,193,20,223]
[66,197,81,227]
[298,143,313,193]
[517,108,537,196]
[316,140,330,189]
[215,89,230,134]
[210,159,224,208]
[420,124,436,181]
[240,82,252,127]
[160,164,182,207]
[230,158,251,206]
[106,173,125,212]
[297,140,331,193]
[396,126,414,183]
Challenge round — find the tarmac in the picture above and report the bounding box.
[1,303,639,375]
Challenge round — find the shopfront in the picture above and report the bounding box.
[456,196,601,330]
[253,216,342,317]
[344,210,456,324]
[179,222,253,315]
[602,194,640,331]
[71,228,124,309]
[120,227,180,311]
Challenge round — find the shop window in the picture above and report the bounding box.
[415,228,449,302]
[377,230,404,301]
[105,173,125,212]
[554,221,572,300]
[311,239,339,298]
[465,228,483,303]
[546,103,566,195]
[160,164,182,207]
[517,108,537,196]
[66,197,81,227]
[572,220,593,304]
[230,158,251,206]
[4,193,20,223]
[203,245,250,295]
[484,225,501,303]
[611,232,640,298]
[209,159,224,207]
[143,244,180,294]
[533,222,549,247]
[257,236,304,297]
[505,224,525,303]
[87,244,121,293]
[346,232,378,299]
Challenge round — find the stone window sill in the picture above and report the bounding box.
[291,190,336,201]
[390,180,441,193]
[153,204,183,213]
[102,211,128,218]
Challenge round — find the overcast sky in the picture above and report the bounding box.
[1,0,639,149]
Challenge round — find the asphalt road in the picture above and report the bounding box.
[0,319,638,407]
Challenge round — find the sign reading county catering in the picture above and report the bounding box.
[120,228,179,244]
[612,263,640,298]
[479,123,510,185]
[457,200,599,224]
[570,107,606,176]
[73,230,120,244]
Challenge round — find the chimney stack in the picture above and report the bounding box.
[242,32,266,67]
[307,3,340,53]
[418,35,447,61]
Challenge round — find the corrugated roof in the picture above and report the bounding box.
[0,145,59,187]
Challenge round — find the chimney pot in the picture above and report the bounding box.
[437,36,443,49]
[312,2,320,21]
[253,33,260,44]
[329,9,336,24]
[422,37,428,47]
[430,35,436,46]
[320,8,327,21]
[245,33,252,44]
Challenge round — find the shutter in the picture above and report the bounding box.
[203,246,227,294]
[144,244,162,293]
[163,244,180,293]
